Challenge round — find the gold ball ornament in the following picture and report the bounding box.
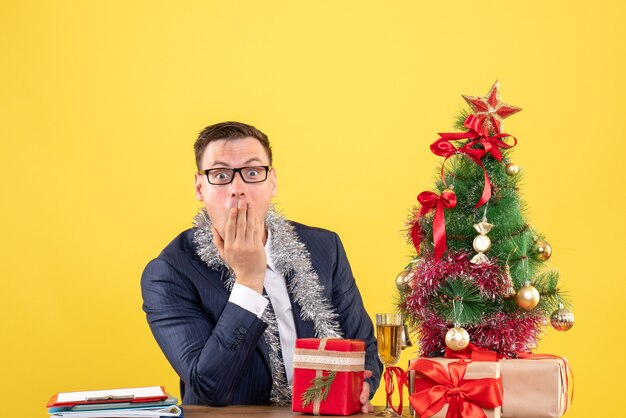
[505,162,519,176]
[550,304,575,331]
[473,234,492,253]
[516,282,540,310]
[445,325,470,351]
[395,270,412,292]
[532,240,552,261]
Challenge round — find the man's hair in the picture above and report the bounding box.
[194,121,273,170]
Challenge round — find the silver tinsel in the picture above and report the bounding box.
[261,297,291,404]
[193,205,341,405]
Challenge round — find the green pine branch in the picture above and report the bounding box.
[434,277,490,324]
[532,269,568,315]
[453,107,471,130]
[301,371,337,407]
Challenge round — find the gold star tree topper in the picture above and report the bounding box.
[462,81,522,134]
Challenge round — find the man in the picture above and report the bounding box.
[141,121,382,410]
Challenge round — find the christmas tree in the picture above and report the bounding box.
[398,82,574,357]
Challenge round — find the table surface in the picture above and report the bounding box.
[181,405,409,418]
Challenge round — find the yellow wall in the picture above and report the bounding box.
[1,1,624,416]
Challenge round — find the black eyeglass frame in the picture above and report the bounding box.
[201,166,271,185]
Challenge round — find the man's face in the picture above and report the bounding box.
[194,137,277,238]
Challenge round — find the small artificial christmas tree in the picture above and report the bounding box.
[398,81,574,357]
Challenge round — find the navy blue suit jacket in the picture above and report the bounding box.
[141,221,382,406]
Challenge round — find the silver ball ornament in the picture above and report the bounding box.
[550,304,574,331]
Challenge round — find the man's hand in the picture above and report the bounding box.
[213,200,266,294]
[360,370,374,413]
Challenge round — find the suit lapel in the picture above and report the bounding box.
[290,298,316,338]
[189,256,231,298]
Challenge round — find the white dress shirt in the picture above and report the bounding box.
[227,230,297,385]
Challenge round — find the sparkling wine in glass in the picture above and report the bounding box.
[376,313,403,417]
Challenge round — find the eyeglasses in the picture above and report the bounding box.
[202,166,271,185]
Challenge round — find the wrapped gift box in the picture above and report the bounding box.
[292,338,365,416]
[408,357,502,418]
[500,358,569,418]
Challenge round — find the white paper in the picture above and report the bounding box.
[51,405,181,418]
[56,386,165,403]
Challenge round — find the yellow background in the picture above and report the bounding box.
[1,1,624,417]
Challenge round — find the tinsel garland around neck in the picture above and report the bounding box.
[192,205,342,405]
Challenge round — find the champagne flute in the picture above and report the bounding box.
[376,313,403,417]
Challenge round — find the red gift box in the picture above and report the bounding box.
[292,338,365,416]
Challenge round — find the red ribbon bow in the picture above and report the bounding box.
[442,347,573,413]
[412,189,457,260]
[383,366,406,416]
[409,359,503,418]
[459,115,518,162]
[430,114,517,208]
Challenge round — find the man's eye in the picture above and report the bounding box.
[245,169,260,177]
[212,170,232,181]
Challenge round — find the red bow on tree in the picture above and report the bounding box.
[430,114,517,208]
[458,115,517,162]
[408,359,503,418]
[411,189,457,260]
